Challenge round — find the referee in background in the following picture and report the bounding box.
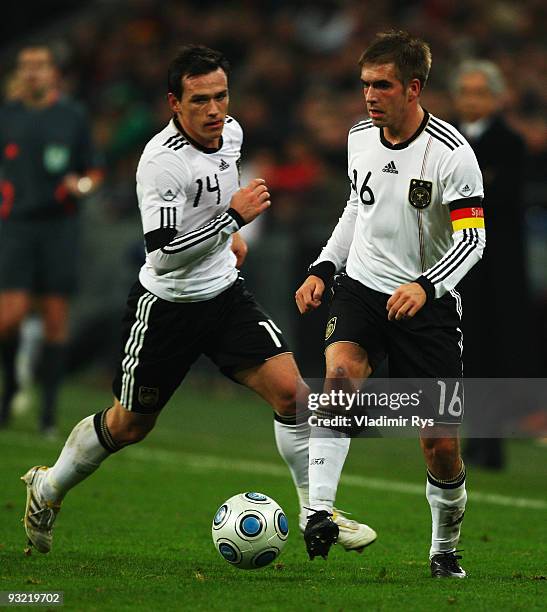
[0,45,103,434]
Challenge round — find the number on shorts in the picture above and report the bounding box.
[437,380,463,417]
[258,320,282,348]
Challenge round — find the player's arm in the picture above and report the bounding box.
[417,195,485,290]
[387,146,486,321]
[141,159,269,273]
[295,185,359,314]
[230,232,248,268]
[229,119,249,268]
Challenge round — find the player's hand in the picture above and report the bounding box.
[295,275,325,314]
[229,178,271,224]
[231,232,248,268]
[386,282,427,321]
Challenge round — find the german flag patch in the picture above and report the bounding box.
[450,206,485,231]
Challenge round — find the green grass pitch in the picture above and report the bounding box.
[1,379,546,611]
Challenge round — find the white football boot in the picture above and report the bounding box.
[332,508,377,553]
[21,466,61,554]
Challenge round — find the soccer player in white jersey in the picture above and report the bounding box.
[20,45,370,555]
[295,31,485,577]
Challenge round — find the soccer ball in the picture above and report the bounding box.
[211,492,289,569]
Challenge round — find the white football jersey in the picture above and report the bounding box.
[137,116,243,302]
[312,111,485,298]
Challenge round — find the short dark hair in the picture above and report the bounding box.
[359,30,432,90]
[167,45,230,99]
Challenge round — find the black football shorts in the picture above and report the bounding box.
[325,274,463,379]
[0,218,79,295]
[112,277,290,413]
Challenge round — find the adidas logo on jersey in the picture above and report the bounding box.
[162,188,176,201]
[461,184,471,193]
[382,161,398,174]
[219,159,230,171]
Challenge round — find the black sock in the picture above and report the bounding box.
[40,343,66,430]
[0,334,20,424]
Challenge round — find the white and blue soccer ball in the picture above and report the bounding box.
[212,492,289,570]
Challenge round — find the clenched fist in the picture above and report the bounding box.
[295,275,325,314]
[229,178,271,224]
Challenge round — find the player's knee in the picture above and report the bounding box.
[326,360,370,379]
[326,362,348,379]
[107,402,157,446]
[111,420,154,446]
[271,386,297,417]
[422,438,459,465]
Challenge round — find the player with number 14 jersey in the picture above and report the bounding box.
[137,114,244,302]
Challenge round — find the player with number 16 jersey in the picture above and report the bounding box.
[296,30,486,576]
[311,110,484,305]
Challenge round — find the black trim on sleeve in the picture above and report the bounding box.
[226,208,245,228]
[308,261,336,287]
[426,229,480,284]
[428,117,464,147]
[448,197,483,212]
[144,227,178,253]
[415,275,436,302]
[349,119,373,135]
[425,127,455,151]
[162,214,233,253]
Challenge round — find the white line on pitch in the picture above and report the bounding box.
[4,432,546,510]
[127,446,547,510]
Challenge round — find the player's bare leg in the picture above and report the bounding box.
[303,341,377,559]
[236,353,333,555]
[0,291,31,426]
[420,429,462,480]
[420,427,467,578]
[235,353,311,529]
[235,352,300,417]
[21,398,159,553]
[106,398,160,445]
[319,341,371,515]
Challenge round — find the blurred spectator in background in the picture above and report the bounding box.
[452,60,534,469]
[0,45,102,434]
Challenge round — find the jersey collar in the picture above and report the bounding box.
[379,109,430,150]
[172,116,223,154]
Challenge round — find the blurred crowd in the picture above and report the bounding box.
[4,0,543,220]
[1,0,546,373]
